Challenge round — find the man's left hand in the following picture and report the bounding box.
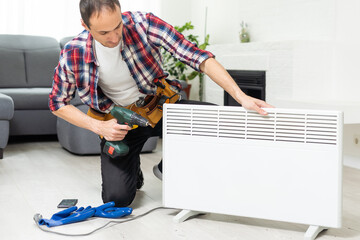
[239,95,275,115]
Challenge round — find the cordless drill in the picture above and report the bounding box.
[104,107,150,158]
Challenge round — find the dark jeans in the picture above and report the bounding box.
[100,100,216,207]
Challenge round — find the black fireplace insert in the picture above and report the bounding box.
[224,70,266,106]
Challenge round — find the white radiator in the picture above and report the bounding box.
[163,104,343,240]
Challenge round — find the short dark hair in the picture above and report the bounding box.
[79,0,121,28]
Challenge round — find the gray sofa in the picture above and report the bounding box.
[0,35,60,158]
[0,34,160,158]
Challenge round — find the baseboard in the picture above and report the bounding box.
[344,155,360,170]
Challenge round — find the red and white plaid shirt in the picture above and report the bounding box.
[49,11,214,113]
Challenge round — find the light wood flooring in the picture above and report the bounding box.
[0,137,360,240]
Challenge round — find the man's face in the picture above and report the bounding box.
[82,5,123,48]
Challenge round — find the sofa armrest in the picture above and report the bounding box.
[0,93,14,120]
[0,93,14,159]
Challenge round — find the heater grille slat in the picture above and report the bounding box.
[166,130,191,135]
[219,134,246,139]
[165,107,341,145]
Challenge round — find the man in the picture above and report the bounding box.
[49,0,273,207]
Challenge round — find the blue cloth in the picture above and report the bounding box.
[38,202,133,227]
[38,206,95,227]
[93,202,132,218]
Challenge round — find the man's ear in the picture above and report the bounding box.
[81,19,90,31]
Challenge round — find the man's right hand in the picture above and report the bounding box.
[99,118,132,141]
[52,105,132,141]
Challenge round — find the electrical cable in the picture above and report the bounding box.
[33,206,177,237]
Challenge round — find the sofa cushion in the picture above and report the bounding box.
[0,88,84,110]
[0,48,27,87]
[26,48,60,87]
[0,35,60,88]
[0,88,51,110]
[10,110,57,136]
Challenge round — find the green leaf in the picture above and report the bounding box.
[187,71,199,80]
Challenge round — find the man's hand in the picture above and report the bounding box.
[52,105,132,140]
[239,95,275,115]
[98,118,132,141]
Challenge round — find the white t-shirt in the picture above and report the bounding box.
[94,40,145,106]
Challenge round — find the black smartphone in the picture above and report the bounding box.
[57,199,78,208]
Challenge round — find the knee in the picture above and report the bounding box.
[102,188,136,207]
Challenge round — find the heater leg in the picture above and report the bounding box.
[304,225,327,240]
[173,209,204,223]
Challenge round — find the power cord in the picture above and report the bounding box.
[33,207,177,237]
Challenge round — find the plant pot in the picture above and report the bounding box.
[183,83,192,99]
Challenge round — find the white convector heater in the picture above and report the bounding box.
[163,104,343,240]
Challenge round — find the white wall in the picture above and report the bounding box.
[159,0,192,27]
[333,0,360,102]
[121,0,161,16]
[161,0,337,44]
[344,124,360,159]
[335,0,360,42]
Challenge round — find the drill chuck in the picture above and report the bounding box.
[130,113,150,127]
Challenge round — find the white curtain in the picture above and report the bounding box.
[0,0,161,40]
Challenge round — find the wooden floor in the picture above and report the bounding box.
[0,137,360,240]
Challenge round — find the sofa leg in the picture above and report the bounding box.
[0,148,3,159]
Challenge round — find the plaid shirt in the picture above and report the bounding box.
[49,11,214,113]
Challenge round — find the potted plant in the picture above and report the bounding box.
[161,22,210,101]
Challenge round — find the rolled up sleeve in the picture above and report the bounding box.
[48,54,76,112]
[147,13,214,72]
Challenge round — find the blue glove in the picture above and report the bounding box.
[93,202,132,218]
[38,206,95,227]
